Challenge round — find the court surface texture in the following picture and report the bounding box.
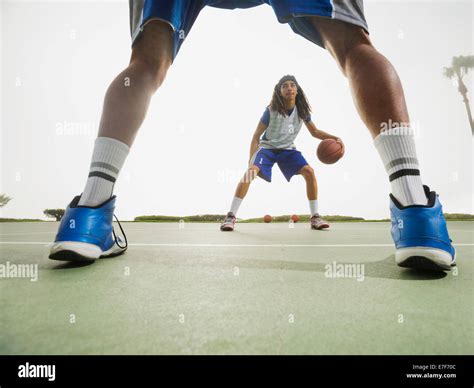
[1,221,472,355]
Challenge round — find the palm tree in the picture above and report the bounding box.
[443,55,474,135]
[0,194,12,207]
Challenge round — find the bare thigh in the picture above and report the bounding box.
[309,16,372,73]
[130,20,174,79]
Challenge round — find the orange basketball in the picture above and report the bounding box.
[291,214,299,223]
[263,214,273,223]
[317,139,344,164]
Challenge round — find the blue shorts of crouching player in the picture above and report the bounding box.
[250,148,308,182]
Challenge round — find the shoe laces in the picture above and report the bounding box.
[112,214,128,249]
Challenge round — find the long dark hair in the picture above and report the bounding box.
[269,75,311,121]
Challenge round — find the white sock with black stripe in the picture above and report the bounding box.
[229,197,243,216]
[374,127,427,206]
[78,137,130,207]
[309,200,318,216]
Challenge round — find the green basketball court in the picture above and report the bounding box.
[1,221,472,355]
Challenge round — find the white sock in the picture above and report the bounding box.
[374,127,427,206]
[309,200,318,216]
[78,137,130,207]
[229,197,243,215]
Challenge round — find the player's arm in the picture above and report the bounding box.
[305,120,338,140]
[249,121,268,164]
[305,120,345,154]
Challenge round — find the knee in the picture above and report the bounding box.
[242,166,259,183]
[300,165,315,179]
[248,165,260,177]
[129,53,172,92]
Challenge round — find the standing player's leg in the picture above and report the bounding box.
[309,18,408,139]
[49,20,174,262]
[311,18,427,203]
[80,21,174,207]
[298,165,329,229]
[309,17,455,270]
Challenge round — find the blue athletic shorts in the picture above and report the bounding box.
[250,148,309,182]
[129,0,368,61]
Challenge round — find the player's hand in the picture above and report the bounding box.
[335,138,345,156]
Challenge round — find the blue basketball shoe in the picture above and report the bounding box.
[390,185,456,271]
[49,195,127,262]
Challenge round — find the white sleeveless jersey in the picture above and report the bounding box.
[259,107,304,150]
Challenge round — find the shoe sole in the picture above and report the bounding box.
[49,241,126,262]
[311,224,330,230]
[396,247,456,271]
[220,226,234,231]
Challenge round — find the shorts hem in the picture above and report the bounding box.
[255,169,271,183]
[131,17,177,46]
[292,11,369,34]
[283,162,309,182]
